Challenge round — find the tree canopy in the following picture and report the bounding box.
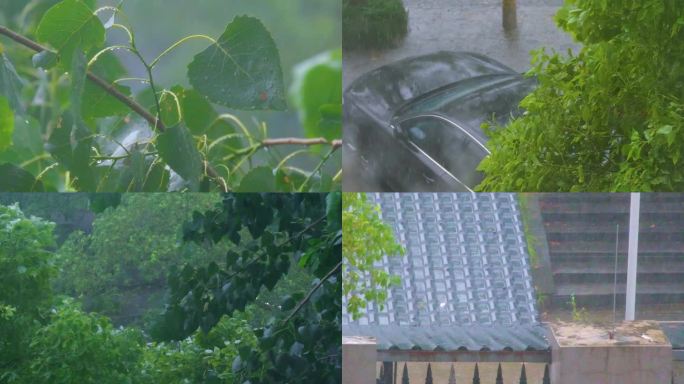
[0,193,341,383]
[478,0,684,191]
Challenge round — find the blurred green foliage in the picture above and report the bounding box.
[0,0,342,192]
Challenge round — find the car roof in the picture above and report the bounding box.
[345,51,518,123]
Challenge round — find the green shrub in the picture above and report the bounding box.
[53,194,226,321]
[343,0,408,50]
[140,316,257,383]
[26,299,144,384]
[478,0,684,191]
[0,204,56,380]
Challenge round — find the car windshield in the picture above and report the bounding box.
[401,117,488,187]
[398,74,515,117]
[399,76,536,133]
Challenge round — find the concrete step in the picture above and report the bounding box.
[551,262,684,275]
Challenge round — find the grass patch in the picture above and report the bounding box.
[343,0,408,50]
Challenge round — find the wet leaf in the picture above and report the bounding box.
[0,163,44,191]
[36,0,105,69]
[0,53,24,113]
[237,166,276,192]
[0,96,14,151]
[81,51,131,119]
[156,124,203,189]
[187,16,286,110]
[290,49,341,140]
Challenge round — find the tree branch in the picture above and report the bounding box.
[225,214,328,280]
[262,138,342,150]
[0,25,228,191]
[283,261,341,324]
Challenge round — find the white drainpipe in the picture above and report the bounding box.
[625,193,640,321]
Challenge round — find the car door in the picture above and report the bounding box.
[391,115,489,191]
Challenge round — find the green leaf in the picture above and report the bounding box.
[172,86,241,151]
[325,192,341,233]
[156,124,203,189]
[289,49,342,140]
[81,51,131,119]
[45,113,96,190]
[0,163,44,191]
[0,53,24,114]
[159,91,181,127]
[35,0,105,69]
[12,117,43,156]
[0,96,14,151]
[174,87,215,135]
[237,166,276,192]
[70,49,87,116]
[187,16,286,110]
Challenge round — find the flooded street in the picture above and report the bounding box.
[343,0,580,191]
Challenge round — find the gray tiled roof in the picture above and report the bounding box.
[342,324,549,351]
[343,193,546,351]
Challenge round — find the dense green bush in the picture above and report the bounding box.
[25,299,144,384]
[140,316,257,383]
[478,0,684,191]
[0,204,56,380]
[53,194,226,321]
[343,0,408,50]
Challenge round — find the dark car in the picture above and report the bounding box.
[344,51,536,192]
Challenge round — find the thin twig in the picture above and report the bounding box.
[0,25,229,190]
[283,261,341,324]
[262,138,342,149]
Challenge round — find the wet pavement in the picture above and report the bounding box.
[343,0,581,191]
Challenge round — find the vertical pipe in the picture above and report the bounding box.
[503,0,517,31]
[612,224,619,337]
[625,193,640,321]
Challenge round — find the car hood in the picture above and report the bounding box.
[344,51,518,123]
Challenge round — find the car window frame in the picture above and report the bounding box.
[394,114,491,191]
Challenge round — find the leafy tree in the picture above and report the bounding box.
[0,0,341,192]
[140,315,257,384]
[53,193,226,322]
[0,203,56,380]
[342,193,403,319]
[25,299,144,384]
[478,0,684,192]
[153,193,342,383]
[0,193,92,242]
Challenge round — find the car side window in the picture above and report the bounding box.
[401,117,487,187]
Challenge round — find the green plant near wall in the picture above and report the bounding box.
[343,0,408,50]
[517,193,540,269]
[0,0,341,192]
[343,193,404,320]
[567,293,588,323]
[478,0,684,192]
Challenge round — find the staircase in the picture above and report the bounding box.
[538,193,684,310]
